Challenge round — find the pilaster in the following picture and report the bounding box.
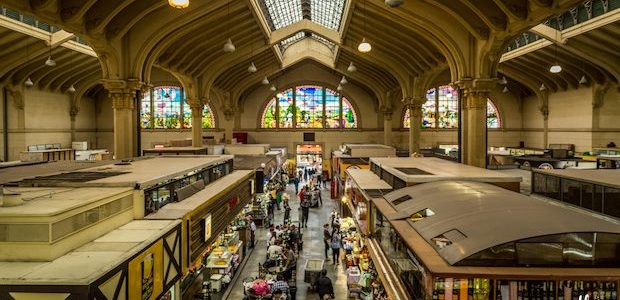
[404,96,427,155]
[457,78,497,168]
[102,79,142,159]
[381,107,393,147]
[187,98,204,147]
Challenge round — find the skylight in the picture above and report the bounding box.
[260,0,346,31]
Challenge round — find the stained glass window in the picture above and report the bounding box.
[141,90,152,129]
[260,84,358,129]
[342,97,357,128]
[296,85,324,129]
[140,85,215,129]
[153,86,182,129]
[325,88,340,128]
[437,86,458,128]
[201,104,215,129]
[403,87,501,129]
[278,88,295,128]
[262,98,277,128]
[487,100,501,128]
[423,89,436,129]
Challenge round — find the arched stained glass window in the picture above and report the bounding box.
[140,85,216,129]
[342,97,357,128]
[403,85,501,129]
[260,84,358,129]
[261,98,277,128]
[487,100,501,128]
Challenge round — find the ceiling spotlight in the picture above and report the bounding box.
[549,63,562,73]
[270,85,277,92]
[347,62,357,72]
[500,76,507,85]
[45,56,56,67]
[67,85,76,93]
[261,77,270,85]
[24,77,34,87]
[340,76,347,85]
[223,38,236,53]
[539,83,547,91]
[579,75,588,85]
[502,86,509,93]
[358,38,371,53]
[337,84,343,91]
[168,0,190,8]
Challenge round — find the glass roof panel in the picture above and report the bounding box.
[261,0,303,30]
[311,0,346,31]
[260,0,347,31]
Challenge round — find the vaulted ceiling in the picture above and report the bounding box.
[0,0,617,108]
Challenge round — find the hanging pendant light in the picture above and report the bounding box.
[549,63,562,73]
[248,62,257,73]
[579,75,588,84]
[358,38,371,53]
[45,55,56,67]
[223,38,236,53]
[262,77,270,85]
[270,85,277,91]
[347,62,357,72]
[500,76,508,85]
[168,0,189,8]
[337,84,343,91]
[24,77,34,87]
[67,85,76,93]
[502,86,509,93]
[539,83,547,91]
[340,76,348,85]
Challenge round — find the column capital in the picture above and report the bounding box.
[539,105,549,121]
[70,105,79,121]
[455,78,497,92]
[223,108,235,121]
[186,97,204,108]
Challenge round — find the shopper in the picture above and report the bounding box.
[271,274,290,299]
[280,244,297,280]
[323,223,331,261]
[315,269,334,300]
[249,216,256,248]
[330,228,342,264]
[293,176,300,194]
[300,197,311,228]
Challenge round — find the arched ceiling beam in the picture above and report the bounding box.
[421,0,490,39]
[491,0,528,21]
[84,0,135,34]
[105,0,164,39]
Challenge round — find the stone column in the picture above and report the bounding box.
[406,97,426,155]
[187,98,204,147]
[103,80,141,159]
[70,105,79,142]
[459,80,495,168]
[223,108,235,144]
[541,105,549,149]
[382,109,393,146]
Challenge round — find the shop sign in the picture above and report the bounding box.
[204,214,212,242]
[227,196,239,211]
[129,240,163,300]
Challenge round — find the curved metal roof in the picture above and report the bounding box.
[382,180,620,265]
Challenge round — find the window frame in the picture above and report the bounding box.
[140,85,216,130]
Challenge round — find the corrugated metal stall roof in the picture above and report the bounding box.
[381,181,620,265]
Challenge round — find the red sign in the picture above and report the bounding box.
[227,196,239,211]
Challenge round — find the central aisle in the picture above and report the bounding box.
[225,179,349,300]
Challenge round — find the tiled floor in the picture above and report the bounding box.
[224,180,349,300]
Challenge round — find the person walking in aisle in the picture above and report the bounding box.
[293,176,300,194]
[323,224,331,261]
[249,216,256,248]
[314,269,334,300]
[300,197,311,228]
[330,228,342,265]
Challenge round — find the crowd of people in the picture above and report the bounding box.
[243,167,338,300]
